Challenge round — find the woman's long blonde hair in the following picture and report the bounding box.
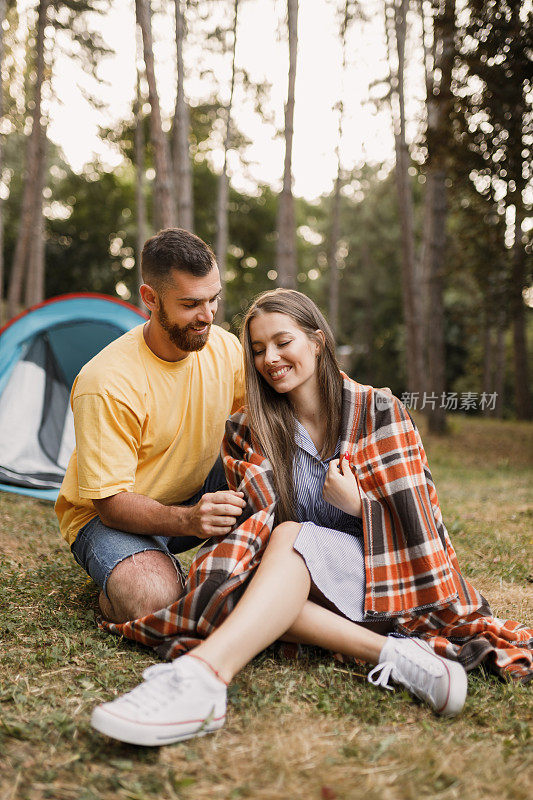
[240,289,343,522]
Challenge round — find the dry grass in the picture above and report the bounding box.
[1,415,532,800]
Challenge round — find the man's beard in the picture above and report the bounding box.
[157,300,211,352]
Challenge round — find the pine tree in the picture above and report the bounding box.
[276,0,298,289]
[384,0,426,396]
[136,0,175,230]
[420,0,456,433]
[328,0,355,340]
[7,0,49,317]
[216,0,239,324]
[134,23,146,308]
[6,0,111,317]
[172,0,193,231]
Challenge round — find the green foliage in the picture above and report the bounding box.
[451,0,533,295]
[455,0,532,199]
[46,165,137,297]
[334,168,405,392]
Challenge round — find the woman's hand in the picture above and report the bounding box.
[322,456,362,517]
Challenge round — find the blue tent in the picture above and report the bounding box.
[0,293,147,501]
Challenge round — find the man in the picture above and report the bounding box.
[56,228,246,623]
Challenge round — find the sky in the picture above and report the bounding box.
[42,0,425,201]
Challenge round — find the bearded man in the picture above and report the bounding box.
[56,228,246,623]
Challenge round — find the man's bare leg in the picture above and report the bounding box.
[100,550,184,623]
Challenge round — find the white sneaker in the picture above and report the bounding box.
[367,635,467,717]
[90,655,227,746]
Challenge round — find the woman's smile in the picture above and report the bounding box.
[268,365,292,380]
[249,312,320,397]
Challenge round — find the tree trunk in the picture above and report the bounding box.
[506,3,531,419]
[361,241,375,367]
[394,0,425,395]
[8,0,49,317]
[135,24,147,308]
[421,0,455,434]
[510,199,532,418]
[328,171,341,338]
[276,0,298,289]
[136,0,175,231]
[328,0,350,340]
[25,121,47,307]
[216,0,239,325]
[417,0,433,380]
[481,306,493,416]
[424,171,447,432]
[172,0,193,231]
[0,0,6,324]
[384,0,425,395]
[493,309,505,419]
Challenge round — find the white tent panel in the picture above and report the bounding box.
[0,346,67,485]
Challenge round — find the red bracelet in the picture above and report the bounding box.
[187,652,229,686]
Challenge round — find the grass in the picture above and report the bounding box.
[1,415,532,800]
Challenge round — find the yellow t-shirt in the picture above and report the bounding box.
[56,323,245,545]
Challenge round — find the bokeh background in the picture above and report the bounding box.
[0,0,532,428]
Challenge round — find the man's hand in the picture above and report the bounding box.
[93,490,246,539]
[322,456,362,517]
[187,490,246,539]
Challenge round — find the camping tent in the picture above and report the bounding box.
[0,293,147,501]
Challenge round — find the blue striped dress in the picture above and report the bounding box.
[292,420,366,622]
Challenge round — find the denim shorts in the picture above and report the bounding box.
[70,456,227,597]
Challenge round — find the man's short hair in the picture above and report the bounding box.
[141,228,217,289]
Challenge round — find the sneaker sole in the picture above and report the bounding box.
[90,704,226,746]
[436,658,468,717]
[407,640,468,717]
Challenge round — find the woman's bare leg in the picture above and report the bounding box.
[191,522,385,683]
[282,599,386,660]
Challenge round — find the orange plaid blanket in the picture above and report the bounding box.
[99,376,533,682]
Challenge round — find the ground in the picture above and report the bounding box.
[1,416,532,800]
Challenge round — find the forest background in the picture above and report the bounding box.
[0,0,532,430]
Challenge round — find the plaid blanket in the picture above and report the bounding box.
[99,376,533,682]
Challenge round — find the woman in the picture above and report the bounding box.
[94,290,532,746]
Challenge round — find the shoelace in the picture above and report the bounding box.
[367,661,395,690]
[116,663,186,711]
[368,648,443,702]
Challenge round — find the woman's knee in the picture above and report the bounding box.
[268,521,302,548]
